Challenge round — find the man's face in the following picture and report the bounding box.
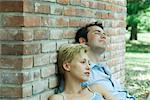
[86,26,107,49]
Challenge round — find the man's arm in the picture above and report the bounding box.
[89,84,118,100]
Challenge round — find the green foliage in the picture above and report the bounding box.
[125,33,150,99]
[126,40,150,53]
[127,0,150,31]
[125,53,150,100]
[138,8,150,31]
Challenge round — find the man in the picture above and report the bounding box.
[75,22,136,100]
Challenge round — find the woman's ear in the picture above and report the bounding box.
[79,37,86,44]
[63,62,71,72]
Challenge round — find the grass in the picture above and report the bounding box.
[125,33,150,100]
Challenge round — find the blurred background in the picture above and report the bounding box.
[125,0,150,100]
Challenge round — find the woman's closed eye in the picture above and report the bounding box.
[80,60,86,64]
[88,60,91,66]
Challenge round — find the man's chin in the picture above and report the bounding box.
[97,46,106,50]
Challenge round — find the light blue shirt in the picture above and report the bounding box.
[81,63,136,100]
[57,63,136,100]
[92,92,104,100]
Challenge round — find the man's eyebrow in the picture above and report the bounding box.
[93,30,102,33]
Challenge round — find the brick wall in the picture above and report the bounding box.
[0,0,127,99]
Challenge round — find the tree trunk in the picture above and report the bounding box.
[129,24,138,40]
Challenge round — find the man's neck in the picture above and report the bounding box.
[87,47,105,63]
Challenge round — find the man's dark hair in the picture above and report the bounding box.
[75,22,103,43]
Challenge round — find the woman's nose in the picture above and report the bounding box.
[86,64,90,70]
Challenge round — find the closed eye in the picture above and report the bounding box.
[88,60,91,66]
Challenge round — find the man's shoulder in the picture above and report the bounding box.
[91,63,109,69]
[48,94,63,100]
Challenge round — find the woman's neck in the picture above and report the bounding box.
[64,75,85,94]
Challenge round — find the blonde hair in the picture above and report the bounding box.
[57,44,88,75]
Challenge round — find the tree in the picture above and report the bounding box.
[127,0,150,40]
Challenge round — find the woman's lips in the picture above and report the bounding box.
[84,71,90,76]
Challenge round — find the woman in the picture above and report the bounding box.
[49,44,104,100]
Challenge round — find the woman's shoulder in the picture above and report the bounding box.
[48,93,63,100]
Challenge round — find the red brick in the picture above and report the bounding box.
[0,29,8,40]
[64,7,76,16]
[111,5,117,12]
[0,86,22,98]
[0,56,33,69]
[81,1,90,7]
[22,71,33,83]
[49,52,57,63]
[23,43,41,55]
[3,16,24,27]
[49,29,63,39]
[41,17,54,26]
[104,28,118,36]
[41,65,56,78]
[32,80,48,94]
[69,19,80,27]
[1,73,22,84]
[22,85,32,97]
[74,8,94,17]
[89,1,98,9]
[0,72,33,84]
[70,0,81,5]
[51,4,63,15]
[56,40,68,50]
[24,16,41,27]
[0,29,33,41]
[35,3,50,13]
[45,0,56,2]
[42,41,56,52]
[103,20,112,27]
[0,85,32,98]
[63,29,75,39]
[56,17,68,27]
[33,69,41,80]
[16,29,33,41]
[1,43,40,55]
[57,0,69,4]
[108,13,114,19]
[23,0,34,12]
[95,11,102,18]
[105,4,112,10]
[101,13,109,19]
[49,75,58,89]
[34,54,49,67]
[34,29,49,40]
[97,2,105,10]
[0,1,23,12]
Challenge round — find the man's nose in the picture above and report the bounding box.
[100,34,106,39]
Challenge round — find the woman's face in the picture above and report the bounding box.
[69,52,90,82]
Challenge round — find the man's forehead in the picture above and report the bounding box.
[88,26,103,32]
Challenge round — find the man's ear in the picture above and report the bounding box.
[79,37,86,44]
[63,62,71,72]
